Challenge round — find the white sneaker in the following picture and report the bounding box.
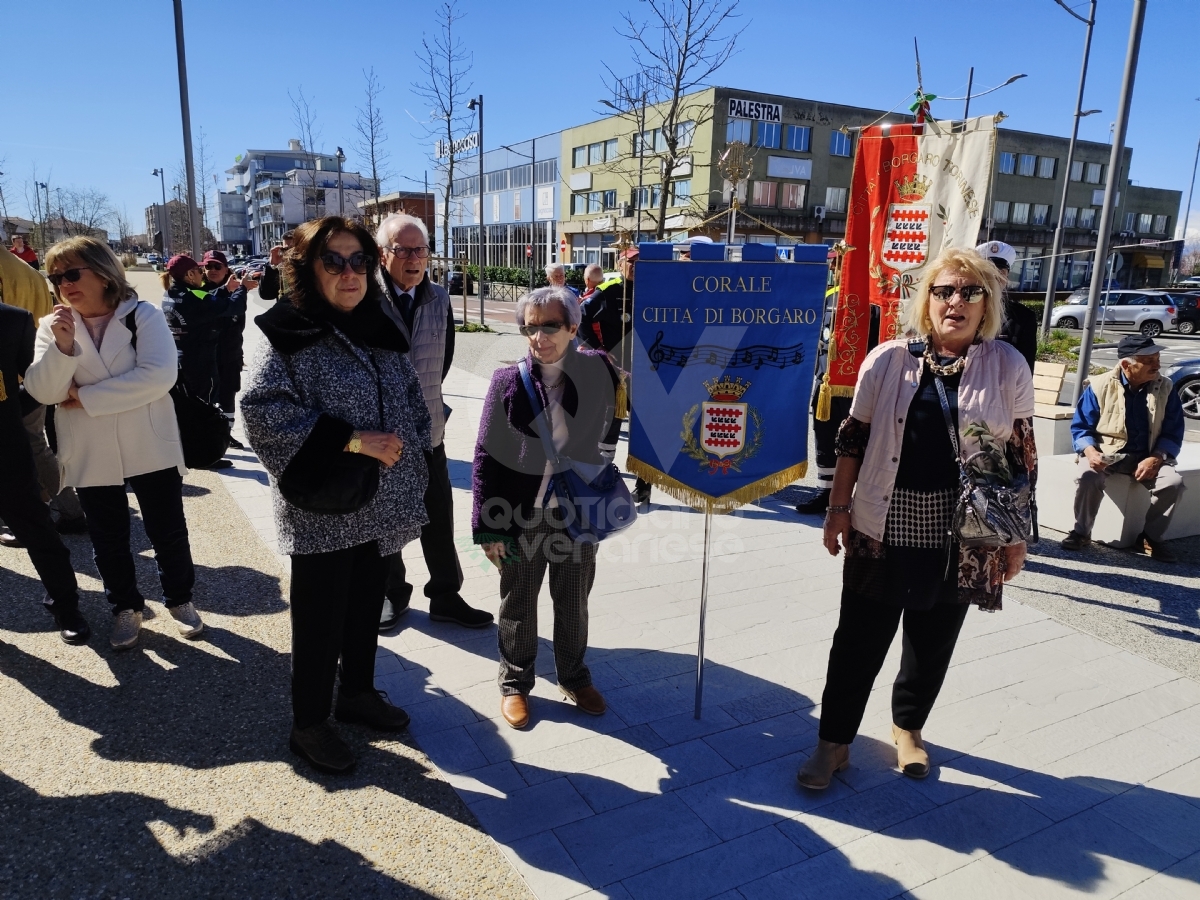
[168,601,204,639]
[110,609,143,650]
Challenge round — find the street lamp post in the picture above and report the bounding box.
[172,0,202,257]
[1073,0,1147,406]
[467,94,485,325]
[1180,99,1200,255]
[336,147,345,215]
[151,168,170,255]
[1041,0,1099,339]
[35,181,49,252]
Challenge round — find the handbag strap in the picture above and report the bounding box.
[517,358,561,467]
[124,300,142,350]
[933,376,969,481]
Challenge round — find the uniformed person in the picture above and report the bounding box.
[976,240,1038,372]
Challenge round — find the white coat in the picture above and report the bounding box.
[24,295,185,488]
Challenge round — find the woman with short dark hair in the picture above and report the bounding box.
[241,216,432,774]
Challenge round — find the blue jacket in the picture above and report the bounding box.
[1071,369,1184,459]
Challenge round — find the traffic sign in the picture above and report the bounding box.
[526,244,532,258]
[559,237,567,258]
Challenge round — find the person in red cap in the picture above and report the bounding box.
[201,250,256,437]
[161,255,236,415]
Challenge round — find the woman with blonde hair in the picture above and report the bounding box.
[796,246,1036,789]
[24,236,204,650]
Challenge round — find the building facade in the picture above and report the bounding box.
[359,191,435,241]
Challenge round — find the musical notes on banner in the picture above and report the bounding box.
[647,331,806,371]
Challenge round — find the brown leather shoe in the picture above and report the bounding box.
[560,684,606,716]
[501,694,530,729]
[893,724,930,779]
[796,739,850,790]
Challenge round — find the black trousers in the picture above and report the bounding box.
[0,438,79,609]
[217,326,244,414]
[386,444,463,605]
[291,540,389,729]
[180,343,220,406]
[811,391,852,489]
[76,467,194,613]
[818,586,969,744]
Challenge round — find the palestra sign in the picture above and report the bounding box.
[728,98,782,123]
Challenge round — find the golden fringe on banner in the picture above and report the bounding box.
[615,373,629,420]
[627,456,808,514]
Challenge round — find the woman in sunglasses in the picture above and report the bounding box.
[160,254,237,409]
[241,216,431,774]
[24,236,205,651]
[472,286,622,730]
[796,247,1036,789]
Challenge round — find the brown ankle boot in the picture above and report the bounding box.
[796,739,850,790]
[892,724,929,779]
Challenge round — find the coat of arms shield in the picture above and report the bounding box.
[882,203,931,272]
[701,401,748,458]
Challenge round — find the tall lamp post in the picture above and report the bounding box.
[335,147,345,215]
[1180,98,1200,258]
[945,71,1027,120]
[35,181,49,252]
[172,0,202,257]
[1073,0,1146,406]
[1041,0,1099,339]
[151,168,170,255]
[467,94,485,326]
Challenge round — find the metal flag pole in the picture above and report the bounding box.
[693,508,714,719]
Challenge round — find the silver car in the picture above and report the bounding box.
[1049,288,1178,338]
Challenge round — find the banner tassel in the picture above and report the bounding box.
[815,376,832,422]
[615,374,629,420]
[627,456,808,515]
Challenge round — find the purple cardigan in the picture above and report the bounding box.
[472,345,621,550]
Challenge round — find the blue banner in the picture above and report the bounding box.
[627,243,829,512]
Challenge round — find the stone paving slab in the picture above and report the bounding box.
[215,308,1200,899]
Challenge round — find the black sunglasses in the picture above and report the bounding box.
[204,261,226,270]
[518,322,566,337]
[321,251,372,276]
[930,285,988,303]
[48,267,90,287]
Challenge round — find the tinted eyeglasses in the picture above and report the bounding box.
[930,285,987,304]
[204,261,226,271]
[385,245,430,259]
[320,251,372,276]
[518,322,567,337]
[48,267,91,287]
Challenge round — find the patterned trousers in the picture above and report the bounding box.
[497,510,595,696]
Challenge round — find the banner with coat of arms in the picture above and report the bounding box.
[627,244,828,513]
[823,115,997,401]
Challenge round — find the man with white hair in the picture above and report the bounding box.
[579,264,604,303]
[545,262,579,298]
[375,213,493,630]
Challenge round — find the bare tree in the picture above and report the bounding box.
[0,157,10,225]
[289,86,324,220]
[354,67,392,221]
[57,187,113,237]
[412,1,474,259]
[604,0,741,239]
[24,165,50,251]
[195,127,214,235]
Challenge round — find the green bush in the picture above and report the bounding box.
[455,322,494,333]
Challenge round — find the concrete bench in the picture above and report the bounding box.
[1037,444,1200,546]
[1031,361,1075,456]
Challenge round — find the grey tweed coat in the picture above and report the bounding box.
[240,299,431,557]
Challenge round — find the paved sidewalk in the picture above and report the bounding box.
[213,306,1200,900]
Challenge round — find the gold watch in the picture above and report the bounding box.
[347,431,363,454]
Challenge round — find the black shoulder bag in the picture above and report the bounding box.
[126,303,231,469]
[933,376,1032,548]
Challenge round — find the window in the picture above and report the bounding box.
[751,181,777,207]
[588,142,605,165]
[722,179,747,204]
[671,179,691,206]
[1018,154,1036,177]
[992,201,1010,223]
[1032,204,1050,226]
[1123,212,1136,232]
[1070,160,1084,181]
[829,131,852,157]
[604,189,617,210]
[571,193,590,215]
[726,118,751,143]
[1154,214,1168,234]
[1037,157,1057,179]
[633,184,662,209]
[1078,207,1096,229]
[1137,213,1153,233]
[780,183,807,209]
[676,121,695,149]
[755,122,781,149]
[825,186,847,212]
[1011,202,1030,225]
[605,138,619,161]
[1085,162,1103,184]
[512,192,521,220]
[534,158,557,184]
[485,169,509,192]
[998,152,1016,175]
[1063,207,1078,228]
[572,146,586,168]
[587,191,604,214]
[636,129,667,154]
[785,125,812,152]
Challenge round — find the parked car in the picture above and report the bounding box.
[447,267,474,295]
[1173,276,1200,288]
[1166,292,1200,335]
[1164,356,1200,419]
[146,252,161,264]
[1050,289,1177,337]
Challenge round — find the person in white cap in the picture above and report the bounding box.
[975,240,1037,371]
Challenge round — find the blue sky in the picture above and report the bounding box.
[3,0,1197,243]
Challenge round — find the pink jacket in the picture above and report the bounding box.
[848,338,1035,541]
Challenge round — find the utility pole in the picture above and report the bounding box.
[1042,0,1098,338]
[1180,98,1200,252]
[468,94,485,325]
[172,0,202,257]
[1073,0,1146,406]
[336,147,345,215]
[152,168,170,255]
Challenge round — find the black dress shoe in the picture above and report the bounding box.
[289,721,356,773]
[0,531,24,549]
[206,459,234,470]
[795,490,830,515]
[633,478,652,507]
[429,594,494,628]
[47,604,90,645]
[226,436,246,451]
[54,515,89,535]
[378,594,410,632]
[335,689,411,732]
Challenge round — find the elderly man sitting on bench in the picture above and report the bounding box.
[1062,334,1185,562]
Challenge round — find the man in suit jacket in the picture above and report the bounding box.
[0,301,90,644]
